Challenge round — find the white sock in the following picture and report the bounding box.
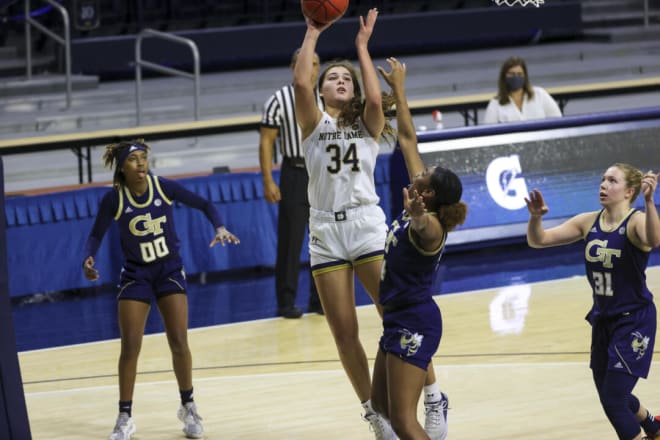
[361,399,374,415]
[424,382,441,403]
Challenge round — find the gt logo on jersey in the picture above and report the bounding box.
[129,213,167,237]
[585,239,621,268]
[384,218,403,253]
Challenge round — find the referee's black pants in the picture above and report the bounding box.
[276,158,320,311]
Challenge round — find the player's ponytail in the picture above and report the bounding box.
[438,202,468,232]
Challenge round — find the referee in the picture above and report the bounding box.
[259,48,323,319]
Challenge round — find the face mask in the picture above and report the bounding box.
[505,75,525,92]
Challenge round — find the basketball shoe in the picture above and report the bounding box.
[424,391,449,440]
[108,412,136,440]
[177,401,204,439]
[363,411,396,440]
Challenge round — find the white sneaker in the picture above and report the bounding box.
[363,411,396,440]
[424,392,449,440]
[177,401,205,439]
[108,413,136,440]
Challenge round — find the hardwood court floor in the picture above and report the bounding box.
[19,267,660,439]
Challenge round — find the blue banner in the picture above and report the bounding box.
[392,114,660,245]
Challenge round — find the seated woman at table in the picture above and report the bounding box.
[484,56,562,124]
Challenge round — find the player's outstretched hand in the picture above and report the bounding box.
[83,256,99,281]
[403,187,427,219]
[377,57,406,91]
[641,171,659,202]
[356,8,378,48]
[210,226,240,247]
[525,189,549,218]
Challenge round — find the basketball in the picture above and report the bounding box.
[301,0,349,25]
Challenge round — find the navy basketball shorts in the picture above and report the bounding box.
[379,299,442,371]
[117,255,187,303]
[590,303,657,379]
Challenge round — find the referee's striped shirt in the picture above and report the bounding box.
[260,84,322,160]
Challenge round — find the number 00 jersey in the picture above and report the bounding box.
[585,208,653,319]
[302,112,380,212]
[84,174,223,265]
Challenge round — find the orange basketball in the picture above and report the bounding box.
[301,0,349,25]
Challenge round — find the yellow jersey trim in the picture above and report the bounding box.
[407,214,445,256]
[114,186,124,221]
[153,175,172,205]
[124,174,154,209]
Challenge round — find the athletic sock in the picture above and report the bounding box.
[361,399,375,415]
[640,410,660,436]
[180,388,194,405]
[119,400,133,417]
[424,382,441,403]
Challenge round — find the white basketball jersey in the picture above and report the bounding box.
[303,112,380,212]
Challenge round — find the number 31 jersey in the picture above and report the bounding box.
[302,112,380,212]
[584,208,653,318]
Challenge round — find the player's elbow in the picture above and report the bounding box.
[526,236,547,249]
[398,134,416,150]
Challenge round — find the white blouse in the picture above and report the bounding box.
[484,86,562,124]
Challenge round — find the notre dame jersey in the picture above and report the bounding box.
[302,112,380,212]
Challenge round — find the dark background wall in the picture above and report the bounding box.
[61,1,582,78]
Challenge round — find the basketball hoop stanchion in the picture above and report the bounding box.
[493,0,544,6]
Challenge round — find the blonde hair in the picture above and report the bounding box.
[613,162,643,202]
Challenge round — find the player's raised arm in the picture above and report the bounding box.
[294,19,329,139]
[378,57,424,181]
[635,170,660,248]
[356,8,385,140]
[525,189,593,248]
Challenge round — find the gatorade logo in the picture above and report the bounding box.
[486,154,528,210]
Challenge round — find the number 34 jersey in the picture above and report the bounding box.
[585,208,653,318]
[302,112,380,212]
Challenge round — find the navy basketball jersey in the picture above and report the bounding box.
[584,208,653,318]
[379,210,446,308]
[114,174,178,264]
